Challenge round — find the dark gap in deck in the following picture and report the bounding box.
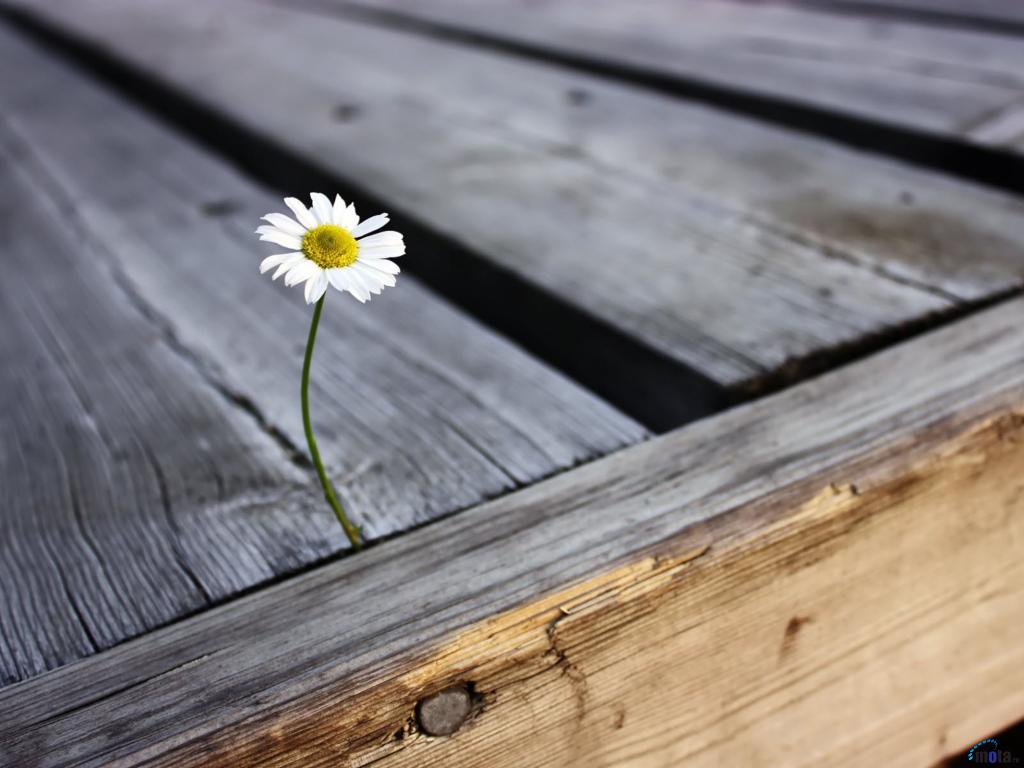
[0,6,727,434]
[734,285,1022,400]
[796,1,1024,39]
[276,0,1024,199]
[1,6,1020,440]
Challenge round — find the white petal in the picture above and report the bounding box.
[332,194,349,225]
[353,259,393,282]
[310,193,333,225]
[259,252,301,274]
[340,202,359,230]
[305,269,329,304]
[273,253,306,280]
[350,213,389,238]
[259,230,303,250]
[256,224,299,240]
[284,197,318,230]
[358,243,405,259]
[346,267,376,301]
[327,268,352,294]
[285,259,319,286]
[350,263,383,294]
[361,268,397,290]
[357,231,403,247]
[328,268,366,302]
[353,261,395,290]
[261,213,306,237]
[359,256,400,276]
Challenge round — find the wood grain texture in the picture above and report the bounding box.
[12,0,1024,390]
[333,0,1024,149]
[0,117,308,692]
[0,26,644,686]
[2,297,1023,766]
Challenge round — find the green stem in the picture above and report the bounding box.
[302,293,362,550]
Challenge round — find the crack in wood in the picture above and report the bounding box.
[141,443,216,604]
[545,614,590,732]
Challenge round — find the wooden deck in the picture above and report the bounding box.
[0,0,1022,765]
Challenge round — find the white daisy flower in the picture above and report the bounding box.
[256,193,403,304]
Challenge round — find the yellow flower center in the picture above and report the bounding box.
[301,224,359,269]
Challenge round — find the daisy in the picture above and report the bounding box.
[256,193,403,304]
[254,193,405,550]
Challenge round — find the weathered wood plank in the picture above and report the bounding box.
[10,0,1024,396]
[0,26,645,686]
[0,130,309,690]
[2,296,1022,766]
[331,0,1024,152]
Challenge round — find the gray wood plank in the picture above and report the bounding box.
[2,288,1022,766]
[10,0,1024,393]
[325,0,1024,151]
[0,26,645,687]
[0,122,310,687]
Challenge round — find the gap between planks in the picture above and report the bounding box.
[798,0,1024,37]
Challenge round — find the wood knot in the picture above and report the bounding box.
[199,200,240,217]
[565,87,591,106]
[415,685,474,737]
[780,615,812,659]
[332,103,361,122]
